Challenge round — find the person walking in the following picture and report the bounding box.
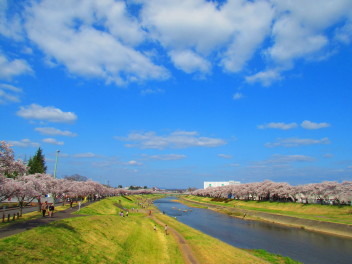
[154,225,157,231]
[41,201,48,217]
[48,203,55,218]
[164,225,168,235]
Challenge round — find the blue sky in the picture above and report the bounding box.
[1,0,352,188]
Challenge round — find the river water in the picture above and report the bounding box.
[154,197,352,264]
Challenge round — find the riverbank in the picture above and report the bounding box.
[0,195,300,264]
[179,196,352,239]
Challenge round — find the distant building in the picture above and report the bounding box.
[204,180,241,189]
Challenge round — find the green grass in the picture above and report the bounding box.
[247,249,301,264]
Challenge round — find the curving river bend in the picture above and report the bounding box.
[154,197,352,264]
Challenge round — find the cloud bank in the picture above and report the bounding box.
[0,0,351,85]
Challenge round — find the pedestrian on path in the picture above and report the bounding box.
[41,201,48,217]
[154,225,156,231]
[164,224,168,235]
[48,204,55,218]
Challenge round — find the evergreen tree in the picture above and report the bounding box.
[27,148,47,174]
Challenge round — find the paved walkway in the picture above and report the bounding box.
[1,205,38,216]
[0,202,94,239]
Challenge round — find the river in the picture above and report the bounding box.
[154,197,352,264]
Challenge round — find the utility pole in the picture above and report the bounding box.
[53,150,60,178]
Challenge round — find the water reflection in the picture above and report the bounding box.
[154,197,352,264]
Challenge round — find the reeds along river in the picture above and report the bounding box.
[154,197,352,264]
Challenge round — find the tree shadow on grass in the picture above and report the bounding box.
[49,222,77,233]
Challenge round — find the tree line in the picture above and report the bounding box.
[192,180,352,205]
[0,141,153,214]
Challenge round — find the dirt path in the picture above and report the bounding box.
[149,214,199,264]
[0,201,94,239]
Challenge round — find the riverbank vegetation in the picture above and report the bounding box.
[182,195,352,225]
[0,195,301,263]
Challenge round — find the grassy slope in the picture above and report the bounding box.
[0,196,183,264]
[183,195,352,225]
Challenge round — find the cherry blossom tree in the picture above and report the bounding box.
[0,177,19,203]
[20,174,55,211]
[0,141,27,178]
[12,177,41,215]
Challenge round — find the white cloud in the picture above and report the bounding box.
[265,137,330,148]
[17,104,77,123]
[301,120,330,130]
[140,88,165,96]
[169,50,210,74]
[335,22,352,44]
[247,0,352,85]
[248,154,315,170]
[127,160,143,166]
[2,0,352,86]
[144,154,187,161]
[218,154,232,159]
[118,130,226,149]
[0,54,32,80]
[270,0,352,64]
[272,154,315,163]
[8,139,40,148]
[268,15,328,65]
[233,92,244,100]
[246,70,282,86]
[0,83,22,104]
[0,0,23,40]
[35,127,77,137]
[258,122,298,130]
[259,154,315,165]
[73,153,96,158]
[42,138,64,145]
[24,0,168,85]
[140,0,273,73]
[219,0,274,72]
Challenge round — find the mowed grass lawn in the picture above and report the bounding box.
[0,196,183,264]
[182,195,352,225]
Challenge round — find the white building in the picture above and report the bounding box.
[204,180,241,189]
